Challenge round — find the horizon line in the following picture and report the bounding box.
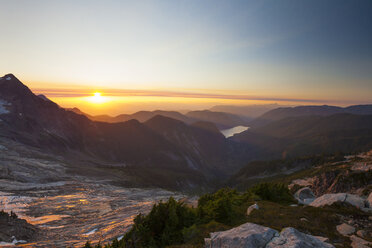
[32,87,345,104]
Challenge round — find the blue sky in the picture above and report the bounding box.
[1,0,371,113]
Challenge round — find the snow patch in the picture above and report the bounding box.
[0,236,27,246]
[117,235,124,241]
[6,76,11,80]
[0,99,11,114]
[83,228,98,235]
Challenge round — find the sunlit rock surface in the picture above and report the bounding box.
[0,138,184,247]
[0,183,183,247]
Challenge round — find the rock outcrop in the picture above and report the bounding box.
[309,193,368,210]
[205,223,334,248]
[289,151,372,198]
[294,187,315,204]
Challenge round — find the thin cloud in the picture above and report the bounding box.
[33,88,324,103]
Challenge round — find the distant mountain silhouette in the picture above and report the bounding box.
[70,107,250,129]
[69,108,194,124]
[186,110,251,129]
[249,105,372,127]
[210,104,281,118]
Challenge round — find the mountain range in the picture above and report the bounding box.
[0,74,240,189]
[1,73,372,190]
[70,107,251,130]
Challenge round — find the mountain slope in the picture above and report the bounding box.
[250,105,372,127]
[145,115,233,177]
[233,114,372,159]
[0,74,228,189]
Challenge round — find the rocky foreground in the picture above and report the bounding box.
[1,148,371,247]
[204,151,372,248]
[205,223,334,248]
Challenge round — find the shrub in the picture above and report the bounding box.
[249,182,295,204]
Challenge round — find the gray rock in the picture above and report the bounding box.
[350,235,372,248]
[356,230,367,238]
[310,193,367,209]
[206,223,278,248]
[266,227,334,248]
[205,223,334,248]
[204,238,211,247]
[367,192,372,208]
[336,223,355,236]
[345,194,368,209]
[294,187,315,205]
[246,203,259,216]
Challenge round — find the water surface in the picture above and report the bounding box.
[221,126,249,138]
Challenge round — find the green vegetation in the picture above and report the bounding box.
[82,183,299,248]
[249,183,295,204]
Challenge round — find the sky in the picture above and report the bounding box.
[1,0,372,115]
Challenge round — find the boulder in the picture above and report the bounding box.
[345,194,368,209]
[350,235,372,248]
[310,193,367,209]
[266,227,334,248]
[206,223,278,248]
[205,223,334,248]
[294,187,315,205]
[367,192,372,208]
[336,223,355,236]
[356,230,367,238]
[315,236,330,243]
[246,203,259,215]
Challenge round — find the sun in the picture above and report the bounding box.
[87,92,108,104]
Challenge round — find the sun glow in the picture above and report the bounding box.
[86,92,108,104]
